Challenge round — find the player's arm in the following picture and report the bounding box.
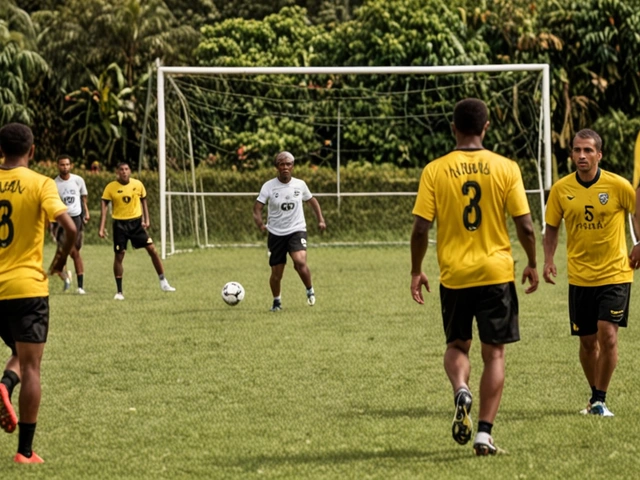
[82,194,90,223]
[141,197,150,229]
[99,199,109,238]
[253,201,267,232]
[542,223,560,285]
[513,213,538,294]
[410,215,432,304]
[306,197,326,231]
[49,212,77,276]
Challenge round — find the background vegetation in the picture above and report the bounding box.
[2,0,640,179]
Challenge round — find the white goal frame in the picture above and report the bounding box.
[156,65,552,259]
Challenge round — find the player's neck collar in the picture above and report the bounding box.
[575,168,601,188]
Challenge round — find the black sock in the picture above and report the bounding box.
[1,370,20,399]
[593,389,607,403]
[478,421,493,435]
[77,274,84,289]
[116,277,123,293]
[17,422,37,457]
[589,385,597,404]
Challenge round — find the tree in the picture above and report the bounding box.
[0,1,48,124]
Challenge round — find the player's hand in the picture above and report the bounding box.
[98,228,106,239]
[543,262,557,285]
[318,220,326,232]
[522,265,539,294]
[411,272,430,304]
[48,249,68,277]
[84,213,90,224]
[142,221,149,229]
[629,243,640,269]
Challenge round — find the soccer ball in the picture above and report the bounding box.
[221,281,245,306]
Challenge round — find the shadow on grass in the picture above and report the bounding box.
[218,446,473,471]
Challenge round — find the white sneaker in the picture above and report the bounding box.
[307,294,316,306]
[589,401,614,417]
[160,279,176,292]
[114,293,125,300]
[473,432,506,456]
[77,288,86,295]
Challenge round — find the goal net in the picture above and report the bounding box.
[152,65,551,258]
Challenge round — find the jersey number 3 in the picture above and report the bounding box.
[0,200,14,247]
[462,181,482,231]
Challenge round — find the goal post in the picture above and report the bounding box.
[156,64,552,259]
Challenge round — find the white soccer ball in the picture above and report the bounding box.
[221,281,245,306]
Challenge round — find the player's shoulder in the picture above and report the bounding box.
[600,169,632,187]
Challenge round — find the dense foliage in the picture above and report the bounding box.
[1,0,639,179]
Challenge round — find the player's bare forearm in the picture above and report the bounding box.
[50,212,77,274]
[542,223,560,284]
[141,198,150,228]
[410,216,431,275]
[99,200,109,237]
[307,198,326,231]
[253,201,267,232]
[82,196,90,222]
[513,214,537,268]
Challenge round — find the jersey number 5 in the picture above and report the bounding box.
[0,200,14,248]
[462,181,482,231]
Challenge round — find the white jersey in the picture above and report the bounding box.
[257,177,312,236]
[55,173,88,217]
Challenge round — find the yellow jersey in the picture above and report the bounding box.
[545,169,634,286]
[101,178,147,220]
[413,149,530,288]
[0,167,67,299]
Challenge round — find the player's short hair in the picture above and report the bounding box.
[116,161,131,169]
[573,129,602,152]
[56,154,72,163]
[274,151,295,166]
[0,123,34,158]
[453,98,488,136]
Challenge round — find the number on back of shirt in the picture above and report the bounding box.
[462,181,482,231]
[0,200,14,247]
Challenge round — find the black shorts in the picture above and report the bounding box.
[267,231,308,266]
[55,215,84,250]
[440,282,520,345]
[113,218,153,252]
[568,283,630,336]
[0,297,50,354]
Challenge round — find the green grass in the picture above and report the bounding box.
[2,239,640,478]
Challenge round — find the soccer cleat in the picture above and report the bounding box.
[452,388,473,445]
[114,293,125,300]
[0,384,17,434]
[270,300,282,312]
[14,452,44,464]
[579,402,592,415]
[160,279,176,292]
[63,274,71,292]
[473,432,498,456]
[307,293,316,306]
[589,401,614,417]
[77,288,86,295]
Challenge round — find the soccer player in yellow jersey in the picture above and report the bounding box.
[544,129,639,417]
[98,162,175,300]
[0,123,77,463]
[410,99,538,456]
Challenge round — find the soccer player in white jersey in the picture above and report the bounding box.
[253,151,326,311]
[53,155,89,294]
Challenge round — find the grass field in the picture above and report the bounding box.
[2,238,640,479]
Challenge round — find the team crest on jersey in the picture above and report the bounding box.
[598,193,609,205]
[294,190,300,197]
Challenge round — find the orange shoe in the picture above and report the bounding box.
[14,452,45,464]
[0,384,17,433]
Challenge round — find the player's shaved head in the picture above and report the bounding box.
[0,123,34,158]
[453,98,488,136]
